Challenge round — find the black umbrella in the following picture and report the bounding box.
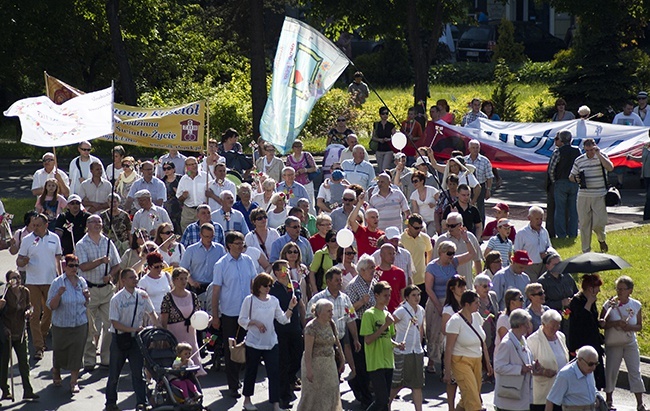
[555,252,631,274]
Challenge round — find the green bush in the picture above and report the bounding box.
[517,61,563,84]
[491,60,520,121]
[353,39,413,87]
[492,19,526,64]
[429,62,496,85]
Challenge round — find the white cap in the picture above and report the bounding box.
[385,226,401,240]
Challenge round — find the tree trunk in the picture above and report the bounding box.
[249,0,267,139]
[405,0,428,107]
[106,0,137,105]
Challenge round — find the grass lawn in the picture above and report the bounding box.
[551,225,650,354]
[1,197,36,227]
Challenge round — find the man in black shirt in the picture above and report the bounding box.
[442,184,482,239]
[54,194,91,255]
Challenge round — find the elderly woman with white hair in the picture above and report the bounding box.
[267,192,289,229]
[256,143,283,182]
[493,308,536,411]
[474,274,499,362]
[527,309,568,411]
[253,177,277,212]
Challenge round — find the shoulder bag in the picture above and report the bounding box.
[329,320,345,371]
[229,298,251,364]
[604,305,635,346]
[459,312,491,373]
[494,334,529,400]
[306,153,322,182]
[115,293,138,351]
[369,122,380,152]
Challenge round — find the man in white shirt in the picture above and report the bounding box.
[32,152,70,197]
[131,190,172,237]
[341,145,376,190]
[514,206,556,281]
[206,162,237,212]
[79,161,112,214]
[177,156,208,232]
[612,101,643,126]
[69,141,105,195]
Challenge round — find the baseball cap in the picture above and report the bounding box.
[414,157,431,167]
[385,226,401,240]
[497,218,513,228]
[67,194,82,203]
[493,202,510,212]
[332,170,345,181]
[512,250,533,265]
[638,91,648,99]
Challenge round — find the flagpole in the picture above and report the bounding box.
[347,61,450,204]
[205,99,210,201]
[43,71,60,176]
[104,81,116,283]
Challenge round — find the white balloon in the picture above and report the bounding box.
[190,310,210,331]
[392,132,407,150]
[336,228,355,248]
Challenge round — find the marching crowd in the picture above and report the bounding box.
[0,96,647,411]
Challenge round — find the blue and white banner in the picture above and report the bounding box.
[430,118,650,171]
[260,17,350,154]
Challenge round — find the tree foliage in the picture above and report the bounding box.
[300,0,466,106]
[492,19,526,65]
[548,0,650,116]
[490,59,519,122]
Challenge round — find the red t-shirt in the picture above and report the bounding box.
[377,265,407,312]
[309,233,327,253]
[354,225,384,257]
[482,219,516,242]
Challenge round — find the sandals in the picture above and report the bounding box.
[426,364,437,374]
[606,401,616,411]
[51,368,62,387]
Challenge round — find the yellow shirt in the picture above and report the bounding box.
[400,231,433,285]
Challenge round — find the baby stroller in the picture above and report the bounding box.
[137,328,206,410]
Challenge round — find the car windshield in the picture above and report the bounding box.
[461,27,491,41]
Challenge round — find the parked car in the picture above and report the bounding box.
[456,21,566,62]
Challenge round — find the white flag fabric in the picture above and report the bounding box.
[4,86,114,147]
[260,17,350,154]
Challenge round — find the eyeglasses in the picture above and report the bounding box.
[517,295,525,301]
[162,166,173,171]
[123,164,132,168]
[579,358,599,367]
[141,168,153,172]
[66,263,79,268]
[288,225,300,229]
[345,251,357,256]
[411,179,422,183]
[410,225,422,230]
[328,239,337,243]
[152,264,164,269]
[231,242,245,246]
[146,247,156,252]
[161,231,172,235]
[286,250,299,254]
[640,97,648,100]
[337,119,346,122]
[68,201,81,205]
[447,223,460,229]
[43,158,54,163]
[186,163,198,166]
[80,147,91,151]
[481,284,491,289]
[530,291,545,297]
[261,284,271,288]
[255,216,268,221]
[445,251,455,256]
[343,198,355,202]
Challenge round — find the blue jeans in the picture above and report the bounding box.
[643,177,650,220]
[105,334,147,407]
[243,344,280,404]
[554,179,579,238]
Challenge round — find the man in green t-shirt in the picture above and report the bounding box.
[360,281,405,411]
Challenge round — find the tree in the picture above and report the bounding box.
[490,59,519,121]
[302,0,466,107]
[548,0,650,116]
[492,19,525,65]
[106,0,137,105]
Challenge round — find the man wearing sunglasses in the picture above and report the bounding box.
[69,141,105,195]
[432,212,482,286]
[545,345,600,411]
[75,214,121,371]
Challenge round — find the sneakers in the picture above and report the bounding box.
[23,392,40,400]
[33,349,44,361]
[104,405,121,411]
[599,241,609,253]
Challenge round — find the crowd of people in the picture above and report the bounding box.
[0,94,646,411]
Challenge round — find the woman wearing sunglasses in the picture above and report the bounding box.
[525,283,550,332]
[495,288,525,352]
[154,223,184,268]
[137,252,171,317]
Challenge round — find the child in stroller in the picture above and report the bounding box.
[137,327,205,410]
[171,343,202,404]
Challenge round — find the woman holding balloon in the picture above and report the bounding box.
[160,267,206,376]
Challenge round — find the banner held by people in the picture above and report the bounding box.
[260,17,350,154]
[430,118,650,172]
[3,86,114,147]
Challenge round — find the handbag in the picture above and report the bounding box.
[495,334,530,400]
[329,320,344,371]
[229,298,252,364]
[369,122,379,152]
[116,293,138,351]
[311,251,326,296]
[604,305,635,346]
[306,154,322,182]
